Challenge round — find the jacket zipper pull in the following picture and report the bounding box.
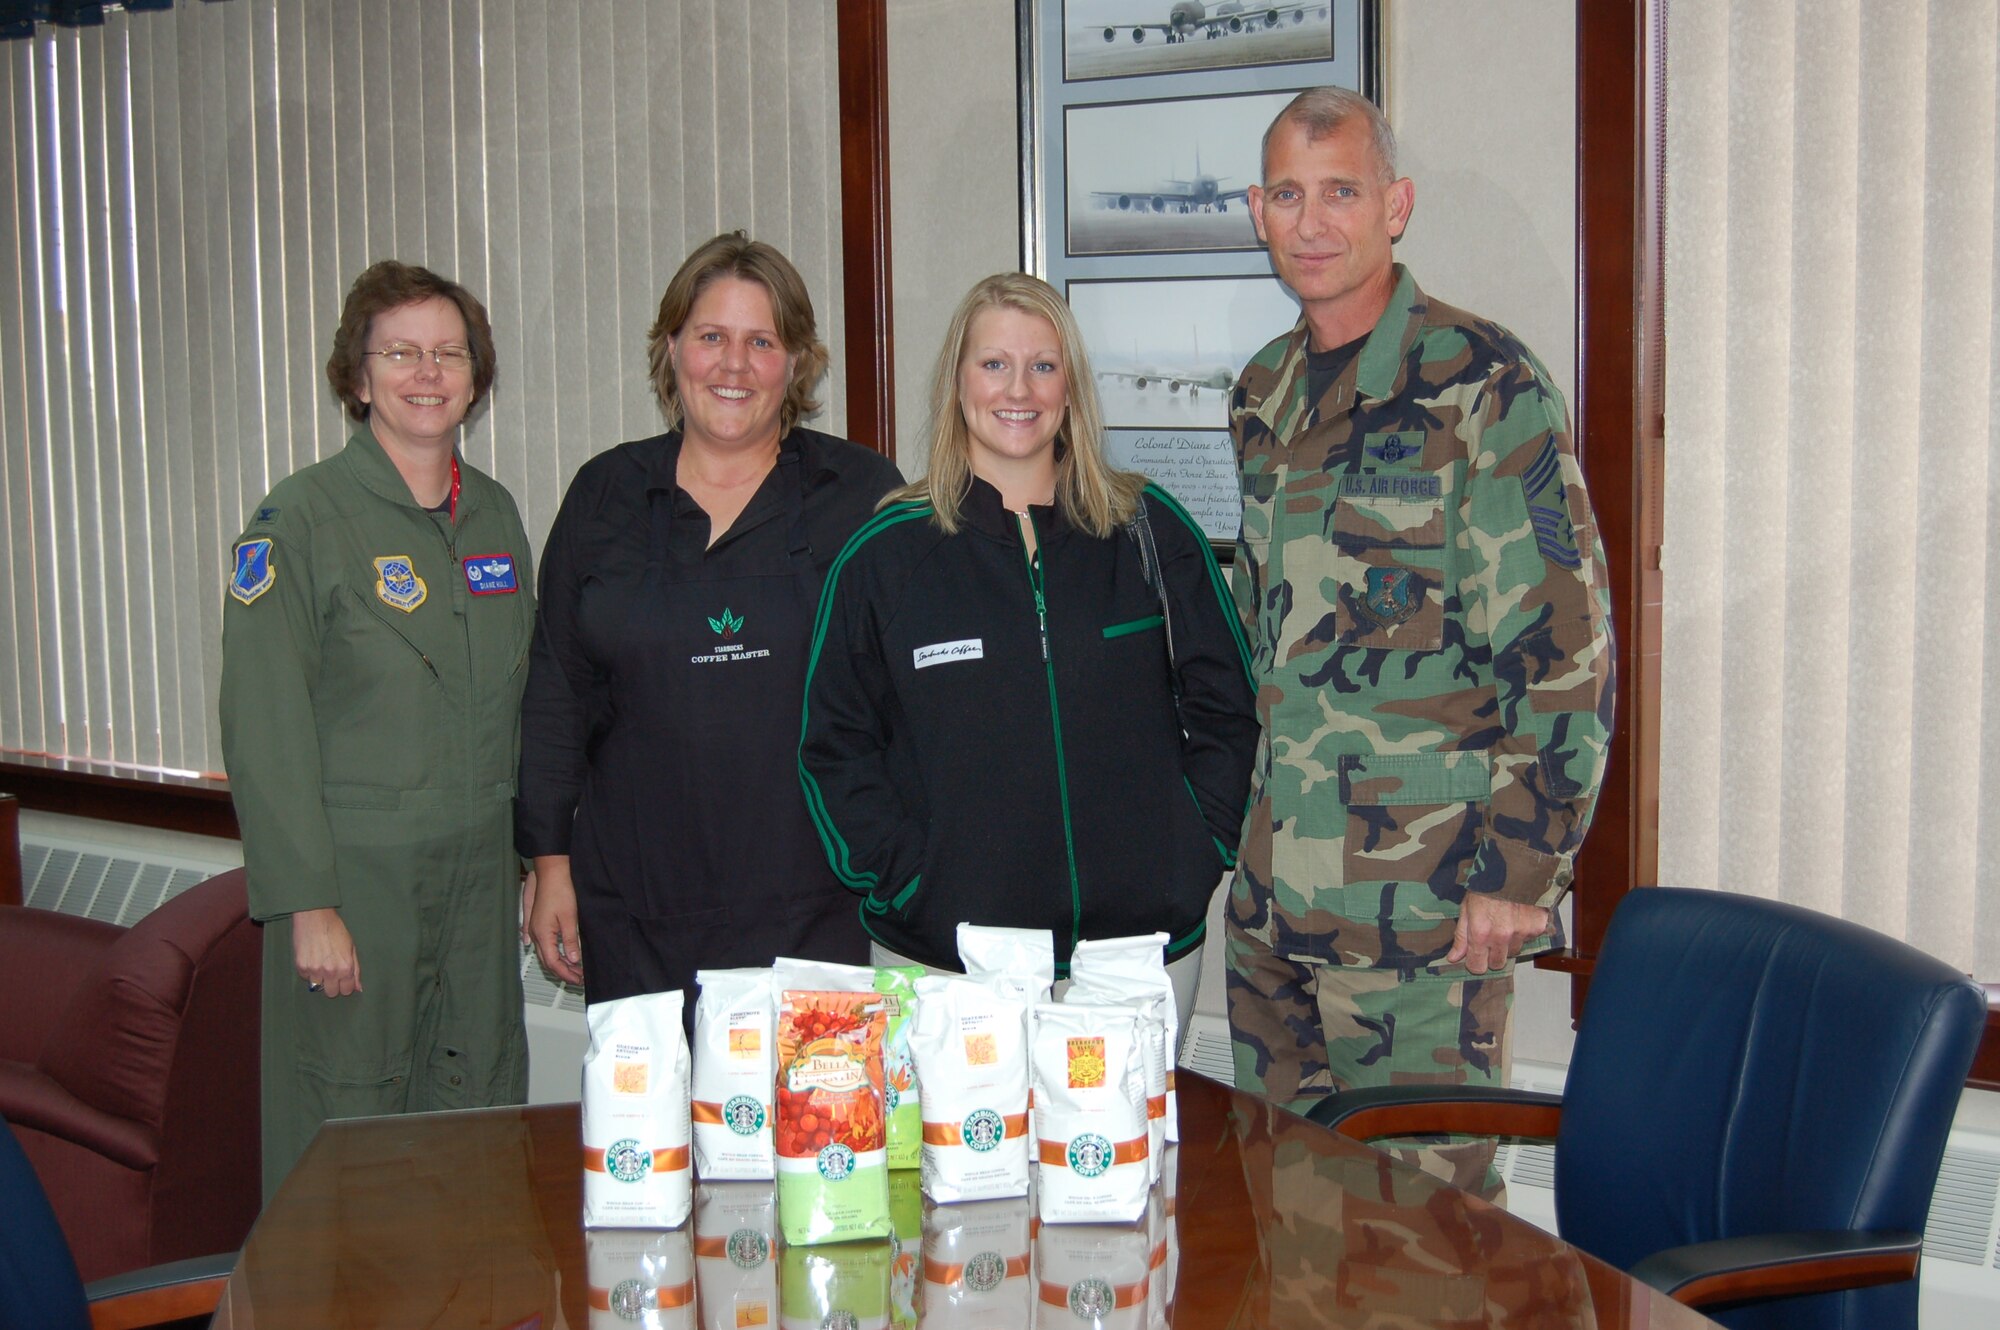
[1035,585,1049,662]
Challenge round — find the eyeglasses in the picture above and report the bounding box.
[365,343,474,373]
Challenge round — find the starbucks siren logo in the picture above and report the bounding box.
[606,1138,651,1183]
[964,1250,1007,1293]
[816,1141,856,1181]
[1066,1132,1112,1178]
[723,1094,766,1136]
[821,1312,860,1330]
[608,1277,649,1320]
[1068,1277,1115,1318]
[961,1108,1005,1153]
[726,1228,769,1269]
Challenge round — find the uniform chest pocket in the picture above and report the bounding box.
[1329,493,1447,652]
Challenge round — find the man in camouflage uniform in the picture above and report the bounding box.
[1226,87,1614,1191]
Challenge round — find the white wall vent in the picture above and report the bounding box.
[20,836,235,924]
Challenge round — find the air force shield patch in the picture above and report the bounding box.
[229,538,275,605]
[463,553,518,594]
[373,555,427,612]
[1361,566,1423,627]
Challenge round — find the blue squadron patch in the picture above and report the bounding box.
[463,553,518,595]
[229,538,275,605]
[1361,567,1423,626]
[373,555,427,612]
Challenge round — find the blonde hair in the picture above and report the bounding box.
[887,272,1145,538]
[645,231,829,436]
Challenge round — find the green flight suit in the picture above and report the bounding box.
[219,427,536,1198]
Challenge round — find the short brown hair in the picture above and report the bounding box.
[325,260,498,423]
[646,232,830,436]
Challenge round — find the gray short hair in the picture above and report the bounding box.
[1260,87,1398,183]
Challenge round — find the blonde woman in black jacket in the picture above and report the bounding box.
[799,273,1257,1029]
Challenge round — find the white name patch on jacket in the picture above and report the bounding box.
[914,638,983,669]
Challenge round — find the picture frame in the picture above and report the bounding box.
[1020,0,1381,544]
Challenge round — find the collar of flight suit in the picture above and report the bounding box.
[1250,263,1429,439]
[338,425,483,519]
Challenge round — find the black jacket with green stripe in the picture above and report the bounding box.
[799,476,1257,975]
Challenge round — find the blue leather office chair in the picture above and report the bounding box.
[0,1112,229,1330]
[1307,887,1987,1329]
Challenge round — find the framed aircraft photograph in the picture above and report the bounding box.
[1020,0,1378,545]
[1062,0,1336,83]
[1064,90,1297,257]
[1067,276,1301,432]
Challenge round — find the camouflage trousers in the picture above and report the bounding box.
[1224,916,1515,1199]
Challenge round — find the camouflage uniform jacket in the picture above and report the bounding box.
[1228,265,1614,970]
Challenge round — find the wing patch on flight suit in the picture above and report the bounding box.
[229,538,275,605]
[463,553,518,594]
[373,555,427,612]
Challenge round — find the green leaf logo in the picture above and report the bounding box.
[708,607,744,638]
[706,615,724,634]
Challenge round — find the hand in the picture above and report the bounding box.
[1447,894,1550,976]
[519,866,537,946]
[292,907,362,997]
[528,855,585,986]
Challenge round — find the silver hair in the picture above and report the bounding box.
[1260,86,1399,183]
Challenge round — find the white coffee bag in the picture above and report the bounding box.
[1031,1002,1150,1225]
[1064,991,1166,1185]
[584,1228,694,1329]
[908,974,1030,1203]
[1067,932,1180,1142]
[692,968,775,1180]
[584,990,693,1229]
[955,924,1054,1006]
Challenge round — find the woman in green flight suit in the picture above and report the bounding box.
[220,262,537,1197]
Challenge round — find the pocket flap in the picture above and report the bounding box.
[1340,751,1491,806]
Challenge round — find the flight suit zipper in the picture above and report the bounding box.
[1018,511,1084,964]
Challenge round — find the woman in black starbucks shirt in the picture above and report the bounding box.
[516,233,902,1005]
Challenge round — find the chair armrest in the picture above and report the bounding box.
[1629,1229,1921,1309]
[84,1251,233,1330]
[1302,1084,1565,1142]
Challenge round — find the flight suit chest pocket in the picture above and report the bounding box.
[1329,490,1447,652]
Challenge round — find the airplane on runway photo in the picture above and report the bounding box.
[1100,1,1329,46]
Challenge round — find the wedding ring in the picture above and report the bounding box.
[308,981,323,992]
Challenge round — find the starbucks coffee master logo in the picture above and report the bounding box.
[606,1138,651,1183]
[1066,1132,1112,1178]
[961,1108,1005,1153]
[723,1094,766,1136]
[816,1141,856,1181]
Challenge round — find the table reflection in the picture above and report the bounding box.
[213,1076,1716,1330]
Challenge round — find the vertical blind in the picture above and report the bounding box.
[1660,0,1998,977]
[0,0,846,779]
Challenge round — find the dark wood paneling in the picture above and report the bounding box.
[0,793,20,906]
[1537,0,1661,1025]
[1971,985,2000,1092]
[837,0,895,458]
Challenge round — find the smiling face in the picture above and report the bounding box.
[356,296,475,454]
[1248,114,1414,347]
[669,276,796,453]
[957,305,1068,491]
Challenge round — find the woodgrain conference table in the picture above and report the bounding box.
[212,1071,1721,1329]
